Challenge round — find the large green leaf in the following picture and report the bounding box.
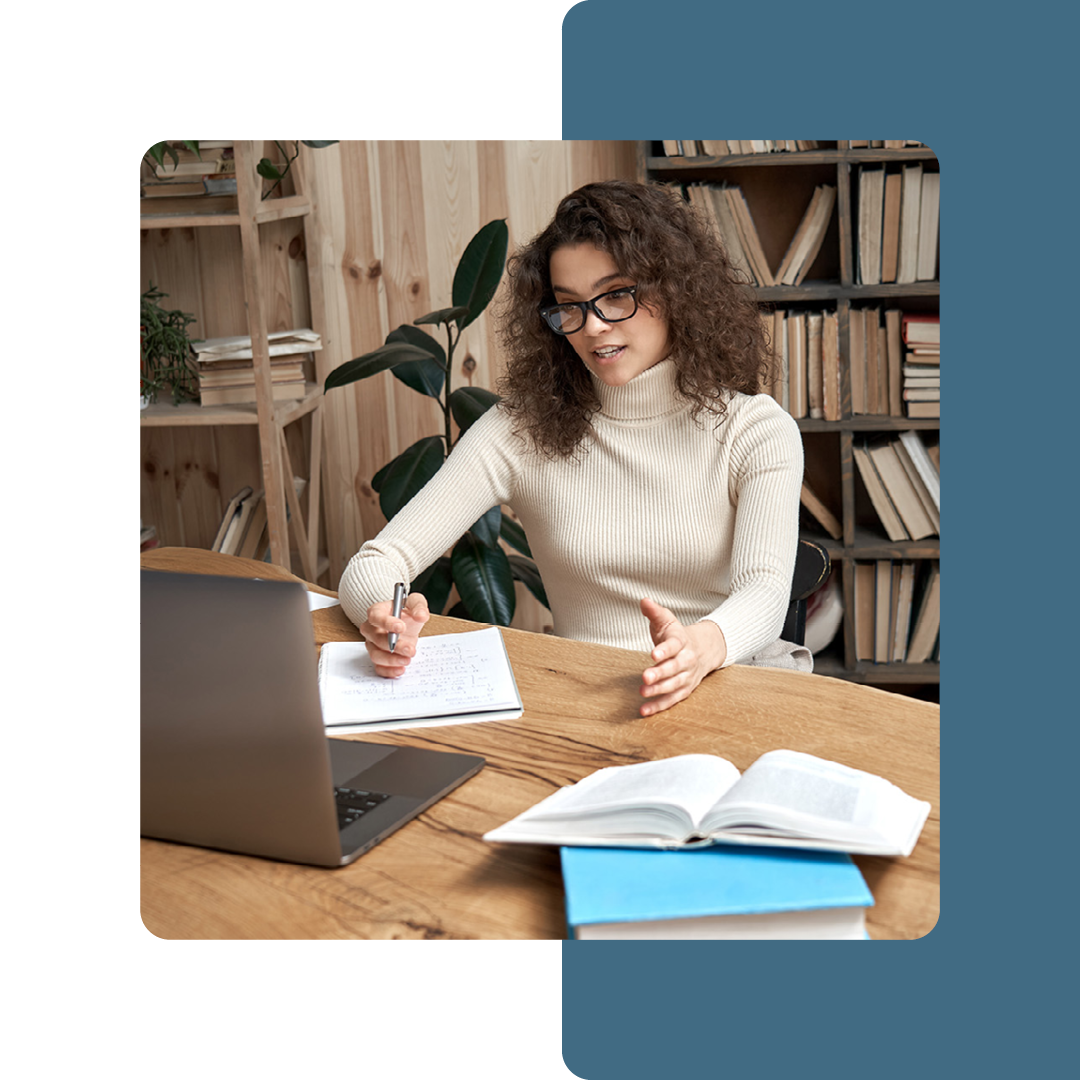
[451,535,516,625]
[324,341,438,392]
[371,436,446,520]
[301,140,339,148]
[386,325,446,398]
[508,555,549,610]
[468,505,503,548]
[449,386,500,434]
[451,219,508,331]
[500,515,533,558]
[410,556,454,615]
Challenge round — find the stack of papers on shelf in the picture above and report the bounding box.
[192,329,320,406]
[561,843,874,940]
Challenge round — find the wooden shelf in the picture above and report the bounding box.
[140,193,311,231]
[643,142,940,696]
[646,148,938,172]
[140,383,323,428]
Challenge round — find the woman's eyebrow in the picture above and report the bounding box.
[550,272,627,298]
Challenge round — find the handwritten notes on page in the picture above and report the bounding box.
[317,626,523,733]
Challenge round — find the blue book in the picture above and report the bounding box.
[561,844,874,940]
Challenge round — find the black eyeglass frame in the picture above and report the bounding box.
[538,285,639,335]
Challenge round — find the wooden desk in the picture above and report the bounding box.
[141,548,940,940]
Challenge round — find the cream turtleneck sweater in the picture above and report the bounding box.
[338,359,804,665]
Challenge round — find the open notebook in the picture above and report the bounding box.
[318,626,523,733]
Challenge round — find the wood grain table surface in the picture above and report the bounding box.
[141,547,940,940]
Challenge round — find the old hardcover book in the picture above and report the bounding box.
[853,443,909,542]
[800,480,842,540]
[875,560,892,664]
[886,310,904,417]
[857,166,885,285]
[850,307,867,414]
[854,562,875,661]
[788,313,807,419]
[880,171,902,283]
[896,164,923,284]
[906,563,941,664]
[864,309,880,415]
[807,313,824,419]
[867,441,936,540]
[822,311,841,421]
[916,171,941,281]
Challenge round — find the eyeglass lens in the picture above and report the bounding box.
[545,288,637,333]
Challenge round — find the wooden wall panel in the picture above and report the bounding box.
[141,141,637,626]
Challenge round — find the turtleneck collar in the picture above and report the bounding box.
[591,358,685,422]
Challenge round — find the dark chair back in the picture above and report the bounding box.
[782,540,831,647]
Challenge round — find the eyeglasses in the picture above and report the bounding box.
[539,286,639,335]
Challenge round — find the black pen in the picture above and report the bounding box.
[388,581,406,653]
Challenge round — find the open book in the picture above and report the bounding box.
[317,626,522,733]
[483,750,931,857]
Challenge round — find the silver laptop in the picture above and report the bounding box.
[141,570,485,867]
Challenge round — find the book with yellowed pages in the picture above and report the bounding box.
[318,626,523,734]
[484,750,931,857]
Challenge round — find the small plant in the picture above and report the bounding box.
[324,219,547,626]
[141,284,200,405]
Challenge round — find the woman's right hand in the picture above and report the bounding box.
[360,592,431,677]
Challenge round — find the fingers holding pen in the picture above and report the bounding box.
[361,592,430,678]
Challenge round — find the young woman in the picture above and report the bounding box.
[338,180,808,716]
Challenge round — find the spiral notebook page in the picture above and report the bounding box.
[318,626,523,732]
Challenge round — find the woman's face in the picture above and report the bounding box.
[548,243,671,387]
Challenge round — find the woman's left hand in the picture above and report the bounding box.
[638,598,727,716]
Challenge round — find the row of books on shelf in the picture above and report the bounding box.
[662,140,822,157]
[852,310,939,420]
[856,163,939,285]
[763,310,938,422]
[854,430,940,542]
[685,181,835,287]
[141,142,237,200]
[189,329,320,407]
[854,559,940,666]
[660,140,927,157]
[212,478,308,560]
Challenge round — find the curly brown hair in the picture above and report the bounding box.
[494,179,773,458]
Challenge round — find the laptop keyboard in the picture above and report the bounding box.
[334,786,391,830]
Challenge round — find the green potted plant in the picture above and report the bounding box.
[140,283,200,406]
[324,219,547,626]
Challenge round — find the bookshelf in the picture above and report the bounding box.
[641,141,940,695]
[140,141,328,582]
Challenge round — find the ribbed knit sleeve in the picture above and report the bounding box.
[337,407,520,629]
[700,394,804,665]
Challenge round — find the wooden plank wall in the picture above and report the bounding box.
[141,140,637,632]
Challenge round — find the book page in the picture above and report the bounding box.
[485,755,741,843]
[703,749,931,855]
[318,627,521,725]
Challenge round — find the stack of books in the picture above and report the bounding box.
[191,329,320,407]
[140,142,239,213]
[850,307,922,418]
[560,844,873,940]
[764,308,841,420]
[852,430,940,542]
[854,559,940,665]
[485,748,933,939]
[687,182,834,287]
[848,140,927,148]
[662,140,821,157]
[902,315,940,418]
[856,163,938,285]
[212,478,308,561]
